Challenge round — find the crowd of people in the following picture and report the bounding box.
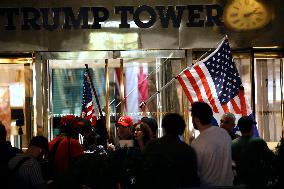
[0,101,284,189]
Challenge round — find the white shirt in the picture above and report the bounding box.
[191,126,233,187]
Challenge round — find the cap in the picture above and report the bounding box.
[116,116,133,127]
[237,116,257,127]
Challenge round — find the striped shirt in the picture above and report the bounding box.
[8,153,46,189]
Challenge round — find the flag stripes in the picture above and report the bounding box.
[177,37,256,134]
[81,69,97,125]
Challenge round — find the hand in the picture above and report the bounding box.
[107,143,115,151]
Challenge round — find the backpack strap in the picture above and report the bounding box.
[11,156,31,174]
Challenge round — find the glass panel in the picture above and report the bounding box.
[121,57,184,137]
[0,63,32,149]
[50,60,105,137]
[122,58,157,122]
[255,58,282,142]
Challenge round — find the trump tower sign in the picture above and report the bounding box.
[0,0,283,51]
[0,5,223,30]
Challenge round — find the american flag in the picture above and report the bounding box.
[81,69,97,125]
[177,37,258,136]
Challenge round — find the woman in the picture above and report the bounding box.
[134,120,155,150]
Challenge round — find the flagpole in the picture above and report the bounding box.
[85,64,104,118]
[139,50,211,109]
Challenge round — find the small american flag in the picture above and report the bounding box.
[177,37,258,136]
[81,69,97,125]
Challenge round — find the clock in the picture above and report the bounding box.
[223,0,272,31]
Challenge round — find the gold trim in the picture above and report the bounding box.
[120,59,125,114]
[0,58,33,64]
[104,59,110,140]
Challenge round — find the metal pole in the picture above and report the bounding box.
[104,59,111,139]
[119,59,125,115]
[110,52,175,107]
[140,50,210,108]
[251,48,256,118]
[84,64,103,118]
[280,58,284,138]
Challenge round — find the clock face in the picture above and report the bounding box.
[223,0,271,31]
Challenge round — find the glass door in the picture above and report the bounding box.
[41,50,186,142]
[0,55,33,149]
[254,52,284,142]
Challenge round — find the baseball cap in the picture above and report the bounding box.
[116,115,133,127]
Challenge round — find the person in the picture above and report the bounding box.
[113,115,141,189]
[76,117,98,151]
[140,117,158,139]
[232,116,275,188]
[133,120,154,151]
[49,115,84,177]
[8,136,49,189]
[274,137,284,189]
[0,123,19,186]
[0,122,15,160]
[190,102,234,187]
[115,115,134,147]
[220,112,239,140]
[141,113,200,188]
[0,122,23,182]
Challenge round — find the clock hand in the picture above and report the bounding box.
[244,12,253,17]
[243,9,258,17]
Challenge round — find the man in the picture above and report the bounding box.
[232,116,275,187]
[49,115,84,177]
[113,115,139,188]
[8,136,49,189]
[115,115,134,147]
[0,123,23,184]
[142,113,200,188]
[0,122,15,160]
[220,113,239,140]
[0,123,16,185]
[191,102,233,187]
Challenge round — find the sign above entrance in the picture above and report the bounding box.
[0,0,282,51]
[0,5,223,30]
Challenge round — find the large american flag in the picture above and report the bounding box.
[81,69,97,125]
[177,37,258,136]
